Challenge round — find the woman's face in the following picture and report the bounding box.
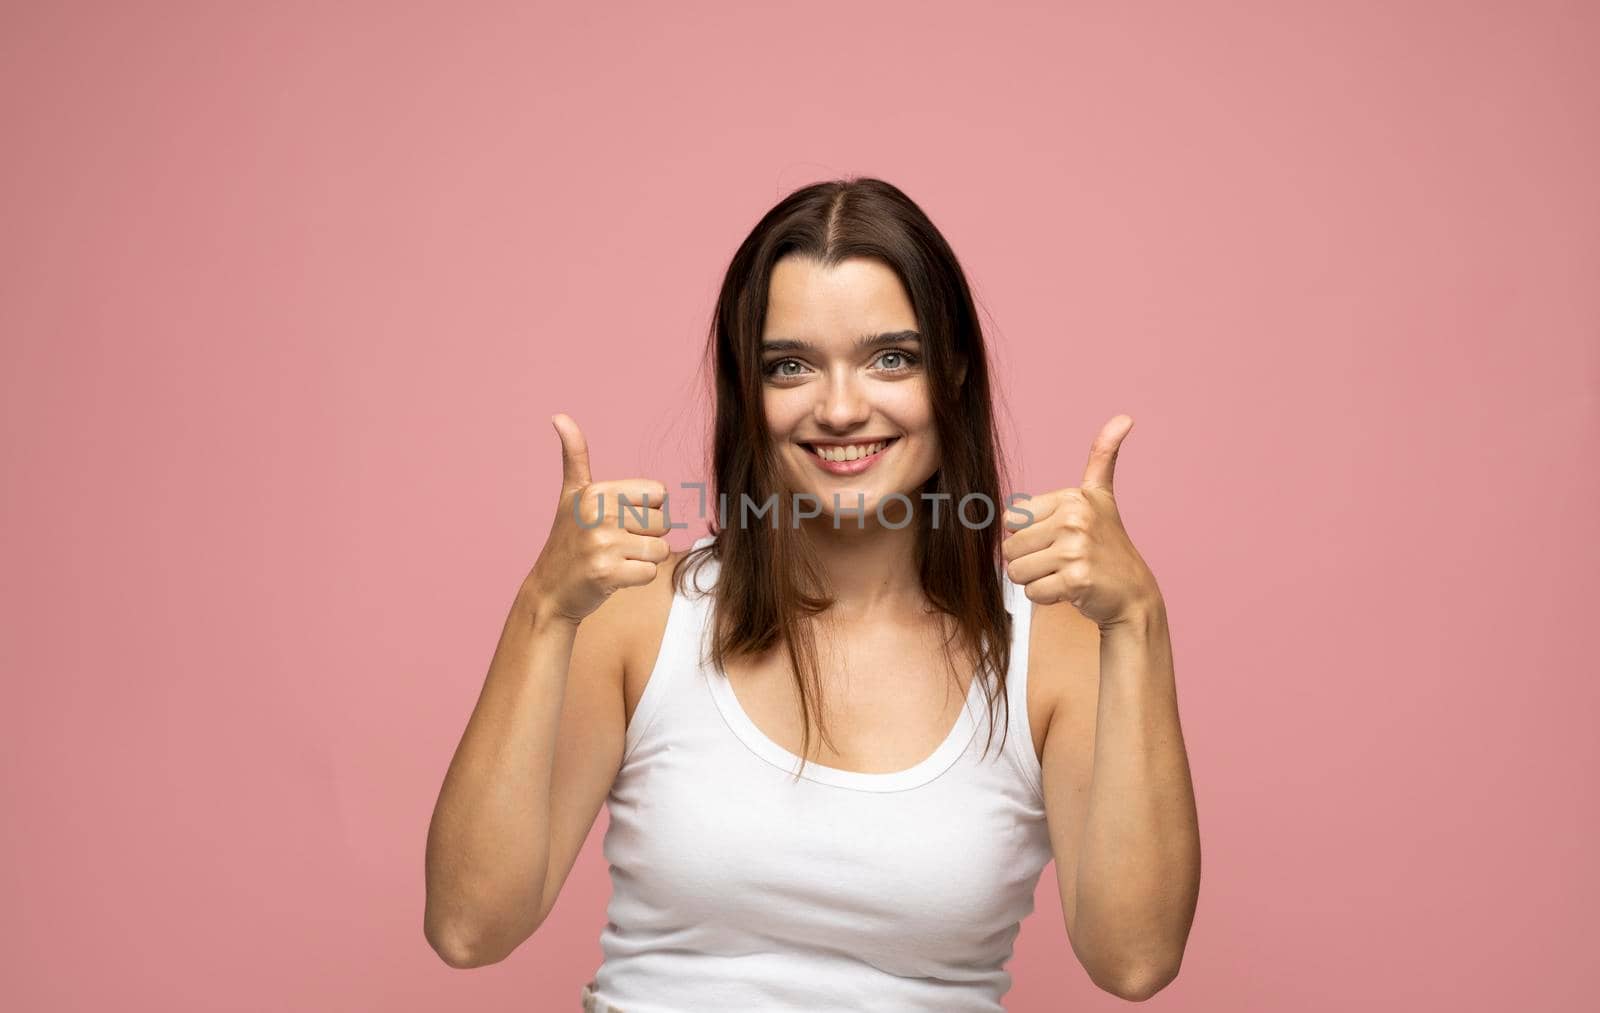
[760,254,942,528]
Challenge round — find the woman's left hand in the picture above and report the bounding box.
[1001,414,1165,629]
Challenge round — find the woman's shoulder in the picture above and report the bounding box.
[605,540,704,727]
[588,537,708,652]
[1024,595,1101,761]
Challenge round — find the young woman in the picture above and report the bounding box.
[424,178,1201,1010]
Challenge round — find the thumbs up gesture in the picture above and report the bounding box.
[1001,415,1164,630]
[523,413,674,626]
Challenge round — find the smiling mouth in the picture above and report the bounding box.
[801,437,899,462]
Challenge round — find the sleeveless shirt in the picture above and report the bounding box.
[588,535,1054,1012]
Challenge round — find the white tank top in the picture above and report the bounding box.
[589,535,1054,1012]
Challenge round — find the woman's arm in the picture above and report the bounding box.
[1066,601,1199,1000]
[424,413,671,968]
[422,581,590,968]
[1007,414,1200,999]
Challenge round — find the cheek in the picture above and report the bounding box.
[885,388,936,442]
[762,389,802,431]
[916,431,943,473]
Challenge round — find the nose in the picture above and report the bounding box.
[813,370,871,432]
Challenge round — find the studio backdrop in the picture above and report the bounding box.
[2,2,1596,1011]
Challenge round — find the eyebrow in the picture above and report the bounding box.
[760,330,922,355]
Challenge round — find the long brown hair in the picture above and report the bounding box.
[673,176,1016,782]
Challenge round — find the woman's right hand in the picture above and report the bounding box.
[522,413,673,625]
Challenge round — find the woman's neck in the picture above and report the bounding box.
[797,520,926,621]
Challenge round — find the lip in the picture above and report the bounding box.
[801,437,898,476]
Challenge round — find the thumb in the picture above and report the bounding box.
[1081,414,1133,494]
[551,413,592,489]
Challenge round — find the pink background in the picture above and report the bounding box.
[3,1,1597,1010]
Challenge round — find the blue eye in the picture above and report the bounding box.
[764,358,806,378]
[876,350,919,371]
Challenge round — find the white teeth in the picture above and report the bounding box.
[810,440,888,462]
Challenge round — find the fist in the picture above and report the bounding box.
[1001,414,1163,628]
[523,413,673,625]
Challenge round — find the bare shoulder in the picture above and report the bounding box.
[1026,597,1102,762]
[601,543,694,729]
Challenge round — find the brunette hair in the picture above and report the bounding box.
[673,176,1017,782]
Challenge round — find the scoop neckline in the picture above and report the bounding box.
[690,536,987,793]
[705,661,986,792]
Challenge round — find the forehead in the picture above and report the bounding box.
[762,255,917,339]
